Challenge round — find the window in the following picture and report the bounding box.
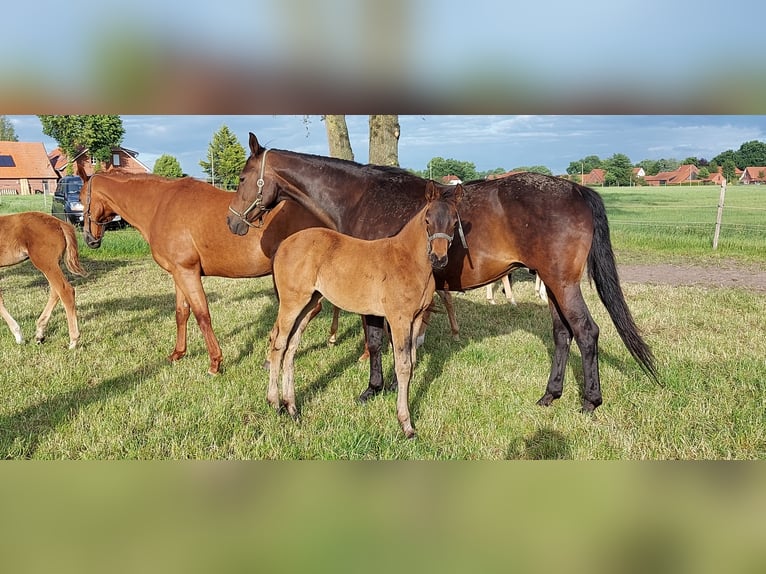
[0,154,16,167]
[113,153,121,166]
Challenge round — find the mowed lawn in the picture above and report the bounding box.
[0,187,764,459]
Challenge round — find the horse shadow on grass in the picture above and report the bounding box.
[0,361,166,458]
[505,428,571,460]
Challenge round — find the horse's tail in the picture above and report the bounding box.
[61,221,88,277]
[580,184,658,383]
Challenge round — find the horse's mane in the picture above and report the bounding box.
[275,148,425,182]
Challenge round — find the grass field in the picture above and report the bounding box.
[0,187,764,459]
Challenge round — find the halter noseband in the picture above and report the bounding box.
[228,149,271,228]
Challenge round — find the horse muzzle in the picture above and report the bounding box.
[226,213,251,236]
[84,229,102,249]
[429,253,449,270]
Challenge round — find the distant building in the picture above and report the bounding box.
[0,141,59,195]
[48,145,150,178]
[738,166,766,185]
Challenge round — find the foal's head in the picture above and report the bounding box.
[424,181,464,270]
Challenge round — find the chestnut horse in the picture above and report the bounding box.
[77,165,327,375]
[227,133,658,413]
[0,212,86,348]
[268,182,462,438]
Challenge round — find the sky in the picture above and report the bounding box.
[8,115,766,179]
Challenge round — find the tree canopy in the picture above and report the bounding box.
[199,125,246,190]
[38,115,124,168]
[714,140,766,169]
[153,154,184,178]
[0,116,18,141]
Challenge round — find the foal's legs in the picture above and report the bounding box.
[278,293,323,418]
[268,292,321,414]
[328,305,340,345]
[0,291,23,344]
[537,283,601,411]
[437,290,460,340]
[32,262,79,349]
[388,318,416,438]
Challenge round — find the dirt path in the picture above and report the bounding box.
[618,262,766,292]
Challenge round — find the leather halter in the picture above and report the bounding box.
[228,149,270,228]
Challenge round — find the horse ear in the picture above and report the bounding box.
[425,180,438,201]
[75,161,89,182]
[249,132,261,156]
[453,183,464,204]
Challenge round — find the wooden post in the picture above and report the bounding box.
[713,180,727,249]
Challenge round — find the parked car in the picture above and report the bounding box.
[51,175,124,228]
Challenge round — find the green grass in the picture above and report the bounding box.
[600,185,766,265]
[0,191,764,459]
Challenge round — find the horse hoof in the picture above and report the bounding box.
[68,340,78,350]
[35,337,44,345]
[536,393,558,407]
[451,334,460,342]
[580,400,600,414]
[357,387,381,403]
[262,360,271,371]
[357,351,370,362]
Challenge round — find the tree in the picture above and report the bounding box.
[368,115,400,166]
[0,116,18,141]
[199,125,246,190]
[711,149,737,169]
[722,159,737,183]
[323,115,354,161]
[734,140,766,168]
[424,157,478,182]
[682,156,700,167]
[602,153,633,186]
[153,154,184,178]
[566,155,601,176]
[38,115,124,171]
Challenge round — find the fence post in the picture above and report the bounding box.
[713,180,727,249]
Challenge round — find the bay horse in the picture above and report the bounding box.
[0,212,86,348]
[227,133,658,413]
[77,164,327,375]
[268,181,462,438]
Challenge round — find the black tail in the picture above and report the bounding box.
[580,185,659,383]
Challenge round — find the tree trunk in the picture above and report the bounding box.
[368,115,400,166]
[324,115,354,161]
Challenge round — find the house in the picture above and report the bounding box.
[48,145,150,178]
[632,167,646,179]
[581,168,606,186]
[0,141,59,195]
[441,175,462,185]
[643,164,699,186]
[738,166,766,184]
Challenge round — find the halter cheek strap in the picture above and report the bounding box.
[228,149,270,228]
[84,176,110,228]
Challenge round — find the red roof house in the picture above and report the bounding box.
[0,141,59,195]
